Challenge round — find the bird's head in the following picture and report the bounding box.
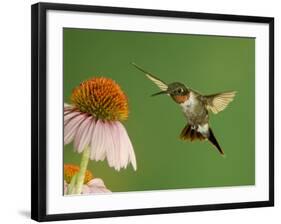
[166,82,190,104]
[132,63,189,104]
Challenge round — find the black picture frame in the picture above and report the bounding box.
[31,2,274,222]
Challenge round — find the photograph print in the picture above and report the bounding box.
[63,28,255,195]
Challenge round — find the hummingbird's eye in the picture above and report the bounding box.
[177,88,183,94]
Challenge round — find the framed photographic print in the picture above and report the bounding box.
[31,2,274,222]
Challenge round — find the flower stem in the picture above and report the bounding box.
[67,173,78,195]
[75,147,90,194]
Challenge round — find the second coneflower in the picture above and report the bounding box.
[64,77,137,194]
[64,164,110,195]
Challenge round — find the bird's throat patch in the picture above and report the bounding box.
[173,94,189,104]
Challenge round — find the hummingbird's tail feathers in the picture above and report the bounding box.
[208,128,224,155]
[180,124,205,142]
[180,125,224,155]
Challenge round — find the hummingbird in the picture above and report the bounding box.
[132,63,237,155]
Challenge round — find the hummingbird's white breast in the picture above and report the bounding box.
[179,92,208,128]
[180,92,197,113]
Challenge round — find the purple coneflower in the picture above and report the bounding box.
[64,164,110,195]
[64,77,136,194]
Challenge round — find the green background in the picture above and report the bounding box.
[63,28,255,192]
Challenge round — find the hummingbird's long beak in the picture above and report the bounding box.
[151,90,168,96]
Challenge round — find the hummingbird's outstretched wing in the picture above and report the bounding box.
[131,63,168,91]
[203,91,237,114]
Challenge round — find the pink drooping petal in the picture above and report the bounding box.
[86,178,111,194]
[103,122,118,170]
[64,109,73,116]
[88,119,136,171]
[90,120,106,161]
[90,187,105,193]
[64,104,74,115]
[99,187,111,193]
[113,122,123,171]
[64,113,87,145]
[87,178,106,187]
[64,103,74,110]
[108,122,123,170]
[82,185,91,194]
[74,116,94,153]
[116,121,137,171]
[114,122,130,169]
[64,111,81,125]
[64,103,75,115]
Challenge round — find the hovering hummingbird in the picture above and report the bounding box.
[132,63,237,155]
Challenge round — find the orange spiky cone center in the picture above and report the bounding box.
[71,77,128,121]
[64,164,93,184]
